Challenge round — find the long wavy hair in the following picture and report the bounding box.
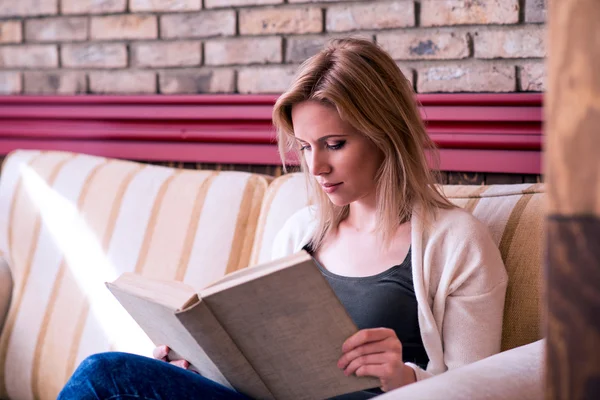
[272,38,453,250]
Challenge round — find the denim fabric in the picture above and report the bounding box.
[58,352,250,400]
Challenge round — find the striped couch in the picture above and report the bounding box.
[0,150,544,400]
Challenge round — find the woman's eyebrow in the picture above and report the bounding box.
[295,134,348,143]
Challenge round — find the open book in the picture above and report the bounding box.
[106,250,380,400]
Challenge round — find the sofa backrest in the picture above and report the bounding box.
[0,150,544,400]
[252,173,545,352]
[250,173,310,266]
[0,150,269,400]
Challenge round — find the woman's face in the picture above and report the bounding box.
[291,101,383,207]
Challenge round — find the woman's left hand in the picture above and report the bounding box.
[337,328,416,392]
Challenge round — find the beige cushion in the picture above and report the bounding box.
[253,174,545,351]
[379,339,544,400]
[442,184,545,351]
[0,257,12,336]
[0,150,268,400]
[250,173,310,266]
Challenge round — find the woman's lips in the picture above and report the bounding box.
[322,182,343,194]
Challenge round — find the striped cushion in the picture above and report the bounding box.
[249,173,310,266]
[0,150,268,400]
[252,173,545,351]
[442,183,545,352]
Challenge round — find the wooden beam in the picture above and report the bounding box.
[546,0,600,398]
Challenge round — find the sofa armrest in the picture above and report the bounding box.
[378,340,544,400]
[0,256,12,335]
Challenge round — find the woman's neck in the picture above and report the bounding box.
[344,199,378,233]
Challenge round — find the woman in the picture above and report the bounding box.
[58,38,507,400]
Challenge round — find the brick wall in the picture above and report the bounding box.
[0,0,546,94]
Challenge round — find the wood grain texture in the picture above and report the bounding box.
[448,171,485,185]
[546,0,600,215]
[524,174,544,184]
[486,173,524,185]
[546,0,600,398]
[546,217,600,400]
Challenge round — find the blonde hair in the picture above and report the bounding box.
[272,38,453,250]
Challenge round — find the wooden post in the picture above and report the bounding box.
[546,0,600,398]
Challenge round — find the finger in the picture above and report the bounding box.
[170,359,190,370]
[339,337,401,369]
[342,328,397,353]
[153,345,170,361]
[338,340,389,369]
[355,363,393,379]
[344,354,394,376]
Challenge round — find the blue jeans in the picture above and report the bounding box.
[58,352,250,400]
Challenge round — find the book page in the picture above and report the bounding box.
[201,251,312,293]
[202,258,380,400]
[108,272,198,311]
[106,284,231,388]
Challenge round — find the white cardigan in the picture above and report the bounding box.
[271,205,508,382]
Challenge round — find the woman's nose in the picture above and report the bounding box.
[309,149,330,176]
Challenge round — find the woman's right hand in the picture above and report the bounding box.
[152,345,190,370]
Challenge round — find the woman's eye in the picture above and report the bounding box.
[327,141,346,150]
[299,144,310,151]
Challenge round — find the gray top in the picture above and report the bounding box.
[306,246,428,399]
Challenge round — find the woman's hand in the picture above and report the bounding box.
[152,345,191,370]
[337,328,416,392]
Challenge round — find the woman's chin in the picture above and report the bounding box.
[326,194,351,207]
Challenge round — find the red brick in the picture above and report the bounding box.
[0,21,22,43]
[0,0,57,17]
[24,71,86,94]
[238,66,297,93]
[0,45,58,68]
[205,37,281,66]
[474,26,546,59]
[130,0,201,12]
[520,62,544,91]
[91,15,157,40]
[62,44,127,68]
[159,69,235,93]
[25,18,88,42]
[396,63,415,87]
[284,34,372,63]
[421,0,519,27]
[285,35,330,63]
[62,0,125,14]
[378,29,469,60]
[326,1,414,32]
[240,7,322,35]
[0,72,21,93]
[525,0,546,23]
[289,0,361,2]
[90,71,156,94]
[132,41,202,67]
[161,11,235,38]
[417,63,515,93]
[205,0,283,8]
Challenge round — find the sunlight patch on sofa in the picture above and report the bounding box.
[20,166,154,357]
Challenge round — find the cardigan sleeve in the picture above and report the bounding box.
[407,281,508,381]
[270,206,317,261]
[407,209,509,381]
